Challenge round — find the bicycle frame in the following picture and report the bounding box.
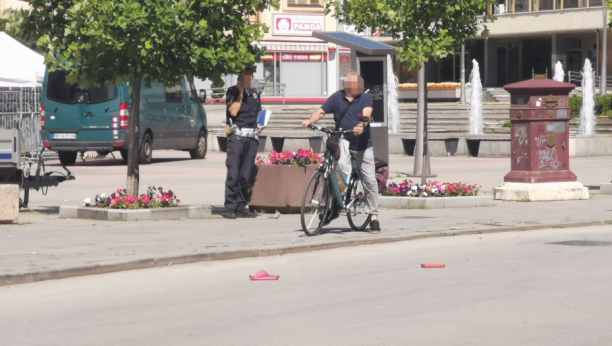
[321,148,363,210]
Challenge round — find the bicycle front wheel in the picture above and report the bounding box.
[301,171,331,236]
[346,176,371,231]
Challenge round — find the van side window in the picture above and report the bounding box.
[165,81,183,103]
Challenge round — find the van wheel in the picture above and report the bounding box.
[58,152,78,166]
[189,130,207,159]
[119,149,129,162]
[139,134,153,164]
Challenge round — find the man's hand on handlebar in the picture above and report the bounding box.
[354,124,364,135]
[302,119,313,128]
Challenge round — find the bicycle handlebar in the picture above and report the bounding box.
[307,124,354,135]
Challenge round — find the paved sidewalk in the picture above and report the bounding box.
[2,196,611,286]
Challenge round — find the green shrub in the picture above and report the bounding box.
[602,110,612,117]
[501,120,511,127]
[595,94,612,115]
[210,80,225,100]
[569,95,582,118]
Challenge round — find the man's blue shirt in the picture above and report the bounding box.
[321,90,373,151]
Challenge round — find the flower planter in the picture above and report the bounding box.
[250,165,319,213]
[401,138,416,156]
[444,138,459,156]
[466,139,481,157]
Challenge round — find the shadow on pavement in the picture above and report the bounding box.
[20,206,60,215]
[46,157,192,168]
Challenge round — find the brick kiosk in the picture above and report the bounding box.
[493,79,589,201]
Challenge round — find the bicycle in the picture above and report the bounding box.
[300,125,371,236]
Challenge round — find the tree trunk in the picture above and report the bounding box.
[126,72,142,197]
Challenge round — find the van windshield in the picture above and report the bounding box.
[46,71,118,104]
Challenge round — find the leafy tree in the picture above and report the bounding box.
[8,0,277,196]
[0,9,44,53]
[327,0,495,182]
[327,0,494,69]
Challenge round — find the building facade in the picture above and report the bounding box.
[0,0,29,11]
[389,1,611,88]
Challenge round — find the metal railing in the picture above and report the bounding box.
[567,70,612,89]
[0,87,43,156]
[206,82,287,105]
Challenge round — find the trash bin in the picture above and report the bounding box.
[309,137,323,153]
[444,138,459,157]
[401,138,416,156]
[466,139,481,157]
[258,136,267,153]
[271,137,285,152]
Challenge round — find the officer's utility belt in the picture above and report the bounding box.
[228,126,259,139]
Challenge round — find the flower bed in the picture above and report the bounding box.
[83,186,180,209]
[398,82,462,90]
[382,180,479,197]
[256,149,322,166]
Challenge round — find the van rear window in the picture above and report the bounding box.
[46,71,118,104]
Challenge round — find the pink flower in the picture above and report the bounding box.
[117,189,122,194]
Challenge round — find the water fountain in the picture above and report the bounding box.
[553,61,564,82]
[386,54,399,133]
[469,59,483,135]
[579,59,596,135]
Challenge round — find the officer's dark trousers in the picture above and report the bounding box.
[224,134,258,212]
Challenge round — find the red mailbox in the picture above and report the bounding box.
[503,79,577,183]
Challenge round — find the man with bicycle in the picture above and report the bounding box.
[301,71,381,234]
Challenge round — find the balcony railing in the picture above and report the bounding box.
[490,0,603,15]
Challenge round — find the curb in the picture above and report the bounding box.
[59,205,212,221]
[379,196,493,209]
[1,219,610,287]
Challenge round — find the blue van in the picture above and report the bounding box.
[41,71,208,165]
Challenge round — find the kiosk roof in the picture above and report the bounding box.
[313,32,396,55]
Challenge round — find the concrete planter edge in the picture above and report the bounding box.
[59,205,212,221]
[379,195,493,209]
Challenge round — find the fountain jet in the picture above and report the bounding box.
[579,59,596,135]
[469,60,483,135]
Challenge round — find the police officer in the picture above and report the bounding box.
[224,68,262,219]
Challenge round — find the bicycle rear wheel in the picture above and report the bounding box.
[301,171,331,236]
[346,176,371,231]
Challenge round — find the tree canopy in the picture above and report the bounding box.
[326,0,495,68]
[6,0,278,86]
[5,0,278,196]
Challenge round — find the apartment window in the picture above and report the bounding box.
[287,0,322,7]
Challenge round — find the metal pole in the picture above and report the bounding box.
[602,5,608,95]
[413,62,425,177]
[460,42,466,104]
[421,76,429,185]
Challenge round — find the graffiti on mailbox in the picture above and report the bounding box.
[535,134,560,169]
[514,126,528,145]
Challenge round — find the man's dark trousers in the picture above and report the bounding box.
[224,134,258,212]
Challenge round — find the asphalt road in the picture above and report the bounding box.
[2,225,611,345]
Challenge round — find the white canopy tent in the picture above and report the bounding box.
[0,32,46,87]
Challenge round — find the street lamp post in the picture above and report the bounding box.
[602,5,608,95]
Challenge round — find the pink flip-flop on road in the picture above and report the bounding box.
[249,270,280,280]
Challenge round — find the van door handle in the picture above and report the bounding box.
[83,112,94,117]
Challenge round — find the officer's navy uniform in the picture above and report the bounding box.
[224,86,261,212]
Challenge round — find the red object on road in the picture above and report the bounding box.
[421,263,445,268]
[249,270,279,281]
